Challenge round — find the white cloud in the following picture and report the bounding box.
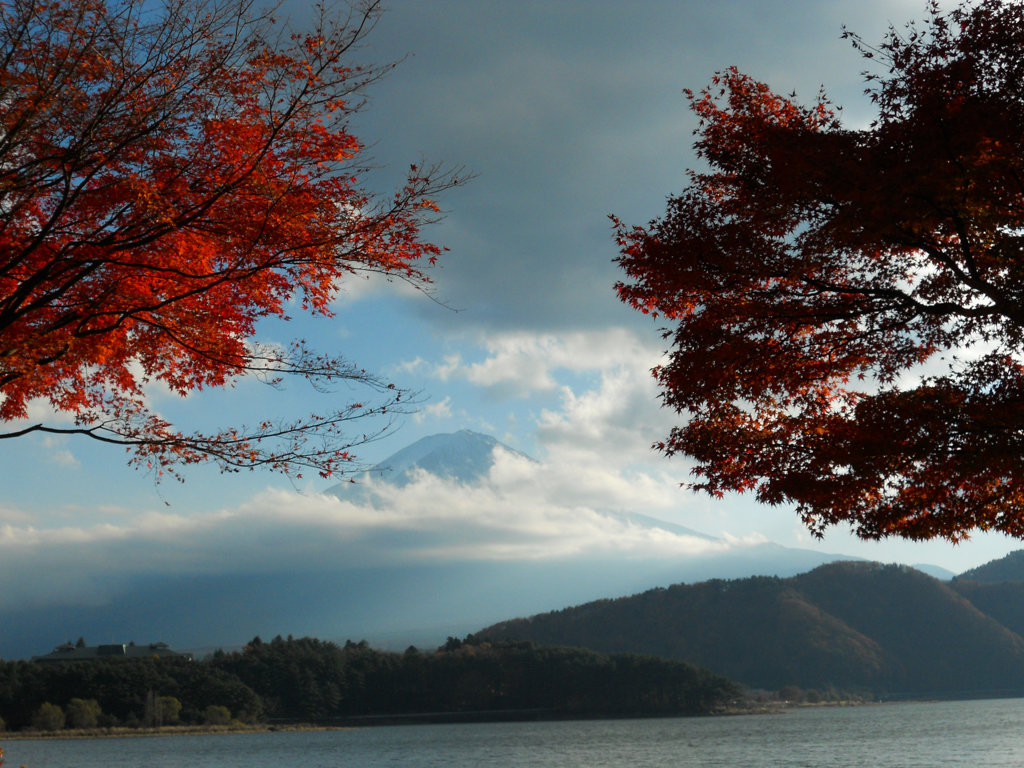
[45,449,79,468]
[0,396,76,429]
[330,269,432,307]
[0,402,81,466]
[403,327,691,506]
[537,366,665,464]
[405,328,665,398]
[40,436,79,468]
[0,505,35,525]
[413,397,452,424]
[435,354,464,382]
[0,444,750,611]
[433,329,687,497]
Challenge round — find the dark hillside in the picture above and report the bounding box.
[955,551,1024,584]
[792,562,1024,693]
[481,563,1024,694]
[951,580,1024,639]
[481,576,896,691]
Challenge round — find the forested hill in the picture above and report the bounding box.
[955,550,1024,584]
[479,561,1024,695]
[947,550,1024,641]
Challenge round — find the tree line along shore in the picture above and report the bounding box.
[0,636,741,733]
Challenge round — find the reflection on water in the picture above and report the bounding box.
[4,698,1024,768]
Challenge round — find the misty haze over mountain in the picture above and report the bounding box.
[1,431,946,660]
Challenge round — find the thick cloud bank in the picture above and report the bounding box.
[0,444,766,611]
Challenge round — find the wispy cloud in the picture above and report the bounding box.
[413,396,453,423]
[41,436,80,468]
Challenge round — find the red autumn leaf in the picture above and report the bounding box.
[615,0,1024,542]
[0,0,465,481]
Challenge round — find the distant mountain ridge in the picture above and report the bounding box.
[479,561,1024,695]
[909,563,956,581]
[955,550,1024,584]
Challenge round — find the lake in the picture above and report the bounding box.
[5,698,1024,767]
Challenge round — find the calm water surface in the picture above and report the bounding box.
[5,698,1024,767]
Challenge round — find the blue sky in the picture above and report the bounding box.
[2,0,1021,626]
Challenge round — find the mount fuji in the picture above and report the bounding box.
[326,429,535,491]
[325,429,717,540]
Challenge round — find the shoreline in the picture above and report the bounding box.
[0,707,775,740]
[0,697,1011,742]
[0,724,354,741]
[8,700,963,741]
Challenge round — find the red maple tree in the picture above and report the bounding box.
[615,0,1024,541]
[0,0,462,479]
